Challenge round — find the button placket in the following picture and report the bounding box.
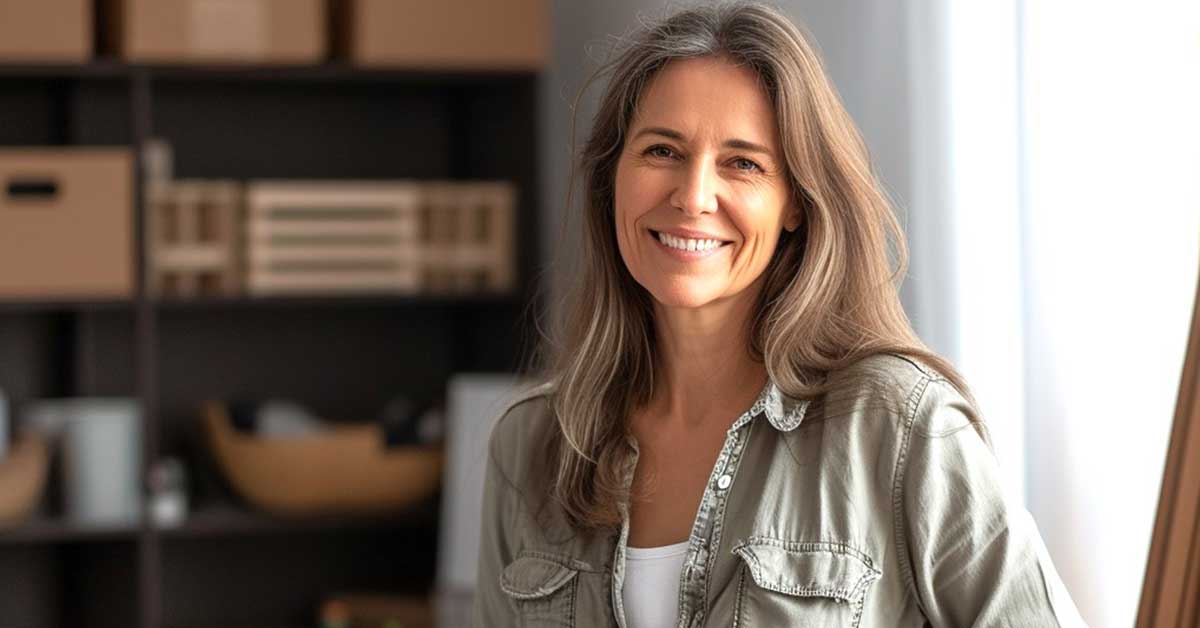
[676,421,754,626]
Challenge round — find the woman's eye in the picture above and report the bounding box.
[645,145,675,159]
[732,157,762,172]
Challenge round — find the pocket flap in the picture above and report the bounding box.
[731,538,881,603]
[500,555,579,600]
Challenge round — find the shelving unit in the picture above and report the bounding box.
[0,60,540,628]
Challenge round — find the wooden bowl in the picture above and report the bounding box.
[0,431,49,528]
[202,401,443,516]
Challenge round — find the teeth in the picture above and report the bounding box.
[656,231,724,252]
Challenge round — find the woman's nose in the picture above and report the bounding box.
[669,159,719,216]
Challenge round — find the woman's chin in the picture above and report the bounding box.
[647,286,723,310]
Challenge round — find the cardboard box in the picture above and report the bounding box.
[103,0,326,64]
[0,0,92,62]
[334,0,547,70]
[0,149,133,300]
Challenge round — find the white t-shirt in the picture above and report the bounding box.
[622,539,690,628]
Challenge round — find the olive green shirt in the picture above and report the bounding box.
[472,353,1087,627]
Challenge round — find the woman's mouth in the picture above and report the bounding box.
[648,229,732,259]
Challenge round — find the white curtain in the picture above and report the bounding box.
[905,2,1200,627]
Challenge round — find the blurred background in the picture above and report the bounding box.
[0,1,1195,627]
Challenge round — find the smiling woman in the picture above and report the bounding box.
[472,2,1087,627]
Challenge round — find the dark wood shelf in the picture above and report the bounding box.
[0,500,436,545]
[0,41,538,628]
[0,292,516,313]
[0,515,140,544]
[152,292,516,310]
[158,499,438,540]
[0,298,134,313]
[0,59,535,83]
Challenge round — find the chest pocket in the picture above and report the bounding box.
[731,538,882,628]
[500,553,579,626]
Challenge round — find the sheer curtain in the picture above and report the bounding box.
[905,2,1200,626]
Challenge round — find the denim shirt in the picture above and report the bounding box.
[471,352,1088,627]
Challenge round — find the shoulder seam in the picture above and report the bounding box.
[487,381,555,494]
[887,351,937,379]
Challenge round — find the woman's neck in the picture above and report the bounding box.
[645,286,768,430]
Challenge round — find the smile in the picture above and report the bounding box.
[649,229,732,259]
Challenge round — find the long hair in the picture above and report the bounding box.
[537,1,980,531]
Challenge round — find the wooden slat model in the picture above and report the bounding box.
[245,180,514,296]
[421,181,515,294]
[145,179,243,298]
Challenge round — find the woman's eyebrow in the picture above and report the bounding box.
[632,126,775,157]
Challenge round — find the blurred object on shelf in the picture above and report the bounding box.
[253,399,328,438]
[319,593,434,628]
[145,179,244,298]
[333,0,546,71]
[225,398,329,438]
[379,395,442,447]
[245,182,420,295]
[420,182,515,294]
[142,137,174,183]
[0,148,133,301]
[203,401,443,516]
[0,0,92,62]
[0,387,9,460]
[59,398,143,525]
[148,456,188,528]
[244,180,515,297]
[436,374,527,624]
[101,0,326,64]
[319,598,351,628]
[0,430,49,530]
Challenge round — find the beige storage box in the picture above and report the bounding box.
[0,0,92,63]
[334,0,547,70]
[0,149,133,301]
[103,0,326,64]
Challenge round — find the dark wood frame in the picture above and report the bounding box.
[1138,265,1200,627]
[0,61,540,628]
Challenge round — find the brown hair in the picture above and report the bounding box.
[538,1,980,531]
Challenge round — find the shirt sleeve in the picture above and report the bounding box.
[898,377,1089,628]
[470,420,520,627]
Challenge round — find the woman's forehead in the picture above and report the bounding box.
[631,56,781,150]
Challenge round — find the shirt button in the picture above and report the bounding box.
[717,474,732,490]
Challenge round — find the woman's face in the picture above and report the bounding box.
[614,55,798,311]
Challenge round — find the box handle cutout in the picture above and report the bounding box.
[6,177,60,202]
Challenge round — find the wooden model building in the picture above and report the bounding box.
[244,180,515,296]
[145,179,243,298]
[245,182,422,295]
[420,181,515,294]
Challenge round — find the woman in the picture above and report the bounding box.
[473,2,1086,626]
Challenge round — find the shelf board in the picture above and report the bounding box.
[158,499,438,540]
[152,292,516,310]
[0,298,134,313]
[0,515,139,544]
[0,292,515,313]
[0,59,536,83]
[0,500,436,544]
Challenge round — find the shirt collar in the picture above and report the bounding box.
[731,377,812,433]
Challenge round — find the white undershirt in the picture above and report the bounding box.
[622,539,690,628]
